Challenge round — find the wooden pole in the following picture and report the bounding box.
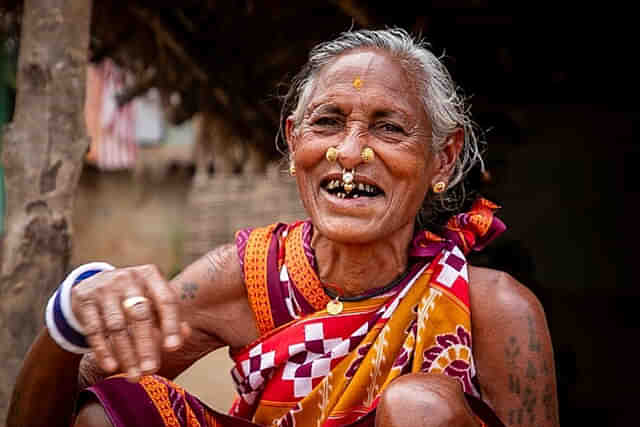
[0,0,92,422]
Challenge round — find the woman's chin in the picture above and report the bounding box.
[312,215,389,244]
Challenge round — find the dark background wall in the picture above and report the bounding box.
[417,9,637,426]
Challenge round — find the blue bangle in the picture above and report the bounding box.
[45,262,115,354]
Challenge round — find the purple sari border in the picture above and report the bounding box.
[266,225,290,328]
[82,377,166,427]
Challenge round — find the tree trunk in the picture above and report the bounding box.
[0,0,92,422]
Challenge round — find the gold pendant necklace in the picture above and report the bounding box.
[326,297,344,315]
[322,266,414,316]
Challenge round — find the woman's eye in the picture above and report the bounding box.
[379,123,404,133]
[313,117,341,127]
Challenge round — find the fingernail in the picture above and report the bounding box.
[141,359,157,372]
[165,335,181,349]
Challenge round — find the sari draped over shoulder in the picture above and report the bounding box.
[80,199,506,427]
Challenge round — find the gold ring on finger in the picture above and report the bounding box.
[122,296,149,310]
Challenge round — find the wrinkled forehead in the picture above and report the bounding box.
[308,49,423,116]
[317,49,409,87]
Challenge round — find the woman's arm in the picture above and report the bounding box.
[469,267,560,427]
[8,330,83,427]
[7,243,257,427]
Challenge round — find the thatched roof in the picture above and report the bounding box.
[2,1,633,161]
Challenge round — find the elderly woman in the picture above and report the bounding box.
[9,29,558,427]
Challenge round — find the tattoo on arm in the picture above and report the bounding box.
[505,335,548,426]
[181,282,198,300]
[525,360,537,380]
[522,385,537,424]
[527,314,541,352]
[505,336,520,367]
[508,407,524,425]
[542,383,555,421]
[503,313,557,426]
[508,373,520,395]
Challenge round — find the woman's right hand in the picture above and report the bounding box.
[71,264,190,381]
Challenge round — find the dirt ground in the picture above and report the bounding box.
[174,348,237,410]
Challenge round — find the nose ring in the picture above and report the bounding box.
[361,147,375,163]
[326,146,339,163]
[342,168,355,193]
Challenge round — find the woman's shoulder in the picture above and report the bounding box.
[467,265,546,324]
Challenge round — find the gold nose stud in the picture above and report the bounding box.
[326,146,339,163]
[361,147,375,163]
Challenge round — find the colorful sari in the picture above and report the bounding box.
[81,199,506,427]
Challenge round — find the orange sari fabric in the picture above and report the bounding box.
[231,201,505,426]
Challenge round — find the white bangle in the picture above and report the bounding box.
[45,262,115,354]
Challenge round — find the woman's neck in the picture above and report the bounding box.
[311,224,414,297]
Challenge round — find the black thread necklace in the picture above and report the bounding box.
[323,265,413,315]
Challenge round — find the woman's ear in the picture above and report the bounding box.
[433,128,464,184]
[285,116,297,153]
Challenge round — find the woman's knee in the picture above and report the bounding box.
[74,397,113,427]
[375,373,479,427]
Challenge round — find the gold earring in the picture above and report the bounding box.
[361,146,375,163]
[433,181,446,193]
[289,161,296,176]
[326,146,339,163]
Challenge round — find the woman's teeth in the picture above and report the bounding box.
[323,179,382,199]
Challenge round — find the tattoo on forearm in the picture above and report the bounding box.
[527,315,541,352]
[181,282,198,300]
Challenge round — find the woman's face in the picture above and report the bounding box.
[287,49,445,244]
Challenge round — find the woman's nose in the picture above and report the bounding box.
[337,127,368,169]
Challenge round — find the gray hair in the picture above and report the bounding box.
[279,28,485,228]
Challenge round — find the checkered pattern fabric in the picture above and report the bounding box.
[435,245,469,288]
[282,315,389,398]
[232,343,276,405]
[282,322,355,397]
